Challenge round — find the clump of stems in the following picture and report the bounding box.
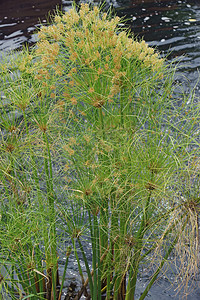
[0,3,200,300]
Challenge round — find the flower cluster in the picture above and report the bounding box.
[35,3,164,109]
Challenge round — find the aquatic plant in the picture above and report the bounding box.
[0,3,200,300]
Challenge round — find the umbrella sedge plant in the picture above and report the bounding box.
[0,2,200,299]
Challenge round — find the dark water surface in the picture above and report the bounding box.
[1,0,200,299]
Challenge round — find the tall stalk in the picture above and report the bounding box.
[43,131,57,299]
[126,189,152,300]
[120,89,124,128]
[99,107,105,140]
[23,110,50,257]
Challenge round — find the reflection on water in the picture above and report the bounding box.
[0,0,62,50]
[115,0,200,82]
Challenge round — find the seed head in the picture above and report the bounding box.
[70,97,77,105]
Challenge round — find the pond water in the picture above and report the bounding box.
[1,0,200,299]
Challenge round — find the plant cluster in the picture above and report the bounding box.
[0,3,200,300]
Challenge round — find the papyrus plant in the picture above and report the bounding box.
[0,3,200,300]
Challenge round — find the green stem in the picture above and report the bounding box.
[88,212,98,299]
[58,246,71,300]
[106,248,112,300]
[98,106,110,293]
[111,193,122,300]
[126,191,152,300]
[43,131,54,190]
[43,131,56,242]
[77,238,94,296]
[23,111,50,264]
[73,240,85,284]
[94,214,101,300]
[99,107,105,139]
[43,131,57,297]
[120,89,124,128]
